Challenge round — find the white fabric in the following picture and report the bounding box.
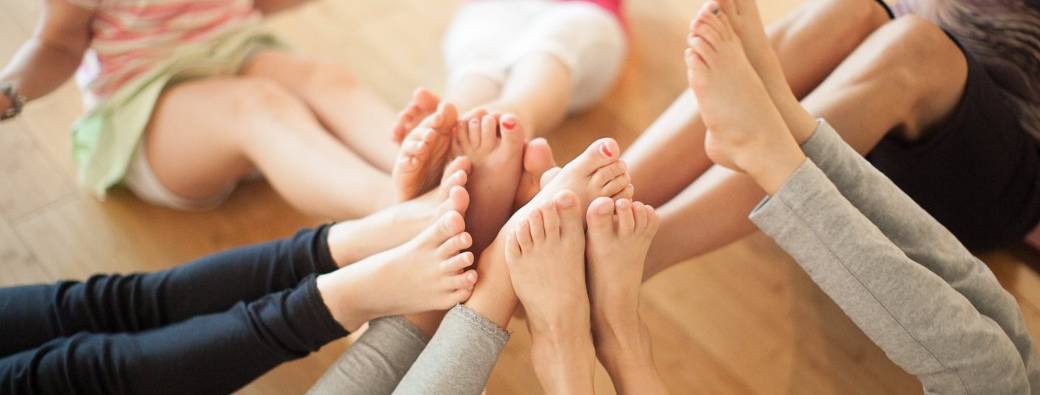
[123,142,233,211]
[443,0,626,112]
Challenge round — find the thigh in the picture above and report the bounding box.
[143,77,275,200]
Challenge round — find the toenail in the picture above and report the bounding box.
[711,5,720,14]
[618,199,630,209]
[599,142,615,158]
[597,202,612,214]
[502,118,517,129]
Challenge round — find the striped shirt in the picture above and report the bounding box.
[66,0,261,106]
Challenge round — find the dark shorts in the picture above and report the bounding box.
[866,2,1040,250]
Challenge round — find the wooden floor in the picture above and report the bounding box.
[3,0,1040,393]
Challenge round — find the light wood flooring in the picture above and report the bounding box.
[2,0,1039,393]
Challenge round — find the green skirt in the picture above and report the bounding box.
[73,22,285,198]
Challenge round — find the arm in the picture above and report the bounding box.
[749,159,1030,394]
[0,0,92,112]
[798,120,1039,383]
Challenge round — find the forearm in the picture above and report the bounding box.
[749,160,1030,394]
[1,37,85,102]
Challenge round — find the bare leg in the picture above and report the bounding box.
[144,77,396,218]
[239,50,400,172]
[644,12,969,277]
[443,73,503,116]
[625,0,891,207]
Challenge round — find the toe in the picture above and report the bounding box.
[633,202,649,231]
[540,200,561,240]
[554,190,584,237]
[423,211,466,246]
[565,138,620,177]
[500,114,526,150]
[528,209,546,242]
[589,160,627,190]
[586,196,615,236]
[616,199,635,236]
[646,206,661,235]
[601,173,632,198]
[441,156,472,186]
[505,230,523,260]
[516,220,534,253]
[438,232,473,257]
[441,251,475,273]
[612,183,635,200]
[540,167,563,188]
[524,138,556,174]
[438,185,470,216]
[450,270,479,289]
[480,114,499,149]
[413,87,440,112]
[467,117,483,148]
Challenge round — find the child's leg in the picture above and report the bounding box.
[144,77,395,218]
[442,1,625,138]
[239,50,401,172]
[0,277,348,394]
[624,0,891,207]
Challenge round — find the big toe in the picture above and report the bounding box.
[524,138,555,174]
[500,115,527,150]
[422,211,466,246]
[566,138,620,177]
[585,196,615,237]
[553,190,584,236]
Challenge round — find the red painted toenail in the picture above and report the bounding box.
[502,118,517,129]
[600,142,615,157]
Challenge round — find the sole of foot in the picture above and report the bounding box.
[392,87,440,144]
[454,110,527,254]
[318,201,480,331]
[685,3,804,187]
[393,101,460,201]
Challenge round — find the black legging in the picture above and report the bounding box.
[0,226,347,394]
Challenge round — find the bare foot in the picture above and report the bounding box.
[393,101,460,201]
[392,87,440,144]
[698,0,817,142]
[454,111,526,255]
[511,138,631,226]
[318,197,479,331]
[513,138,556,210]
[685,6,804,192]
[328,156,471,265]
[586,197,658,360]
[505,190,596,394]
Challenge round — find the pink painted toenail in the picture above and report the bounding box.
[600,142,615,158]
[502,118,517,129]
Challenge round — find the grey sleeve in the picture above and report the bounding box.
[393,304,510,395]
[750,159,1028,395]
[800,119,1040,390]
[308,316,428,395]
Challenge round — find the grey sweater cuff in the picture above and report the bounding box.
[749,159,831,232]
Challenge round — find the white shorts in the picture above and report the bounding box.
[443,0,627,113]
[124,143,235,211]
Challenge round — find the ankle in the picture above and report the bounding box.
[316,270,373,332]
[737,136,806,195]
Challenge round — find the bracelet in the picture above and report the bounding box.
[0,82,26,121]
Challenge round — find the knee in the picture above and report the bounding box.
[861,16,966,92]
[295,58,362,92]
[229,78,307,117]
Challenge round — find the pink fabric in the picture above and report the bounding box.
[67,0,260,100]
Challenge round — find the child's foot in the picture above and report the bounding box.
[586,198,659,359]
[329,157,471,266]
[697,0,818,142]
[454,111,526,255]
[505,190,590,328]
[685,7,805,191]
[318,206,479,331]
[510,138,631,226]
[513,138,556,210]
[392,87,440,144]
[393,102,460,201]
